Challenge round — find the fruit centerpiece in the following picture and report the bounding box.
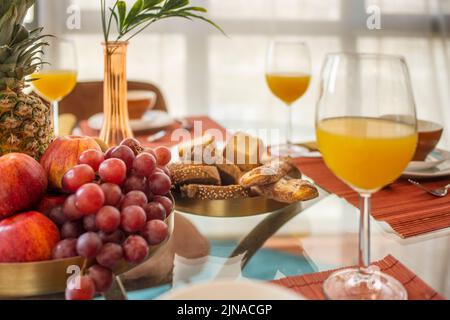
[0,137,174,300]
[0,0,219,300]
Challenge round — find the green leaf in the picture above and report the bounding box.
[0,4,18,45]
[10,25,29,45]
[125,0,143,27]
[28,27,44,38]
[132,13,157,24]
[160,12,192,21]
[0,47,11,62]
[143,0,164,9]
[103,0,224,42]
[178,6,207,13]
[117,1,127,32]
[109,8,119,32]
[163,0,189,11]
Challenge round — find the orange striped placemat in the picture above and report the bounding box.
[294,157,450,238]
[271,255,445,300]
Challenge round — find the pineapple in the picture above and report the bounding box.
[0,0,53,159]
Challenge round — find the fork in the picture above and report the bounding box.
[408,179,450,197]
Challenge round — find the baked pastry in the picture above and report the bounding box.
[215,162,242,185]
[180,184,250,200]
[223,132,264,171]
[239,157,296,188]
[210,155,242,185]
[169,163,221,186]
[178,134,216,163]
[252,178,318,204]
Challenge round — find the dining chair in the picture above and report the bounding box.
[59,81,168,121]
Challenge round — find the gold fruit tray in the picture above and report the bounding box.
[174,194,298,218]
[0,212,174,299]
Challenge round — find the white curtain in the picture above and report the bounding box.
[37,0,450,148]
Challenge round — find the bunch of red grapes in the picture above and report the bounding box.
[48,138,173,300]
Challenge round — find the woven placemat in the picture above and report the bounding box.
[271,255,445,300]
[294,157,450,238]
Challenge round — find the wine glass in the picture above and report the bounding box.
[266,40,311,156]
[316,53,418,300]
[31,38,78,136]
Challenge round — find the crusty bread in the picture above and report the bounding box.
[210,155,242,185]
[252,178,318,204]
[239,157,295,188]
[169,163,221,186]
[180,184,250,200]
[215,162,242,185]
[178,134,216,163]
[223,132,264,171]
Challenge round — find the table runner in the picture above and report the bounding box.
[271,255,445,300]
[295,157,450,238]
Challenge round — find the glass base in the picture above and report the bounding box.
[270,144,310,157]
[323,268,407,300]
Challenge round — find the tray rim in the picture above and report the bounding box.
[174,193,297,218]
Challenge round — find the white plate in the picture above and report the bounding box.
[88,110,174,132]
[403,149,450,179]
[406,149,446,171]
[158,280,304,300]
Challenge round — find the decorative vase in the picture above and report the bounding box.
[99,41,133,147]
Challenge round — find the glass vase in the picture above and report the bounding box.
[99,41,133,147]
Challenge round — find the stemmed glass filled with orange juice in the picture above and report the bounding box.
[266,40,311,156]
[30,38,77,136]
[316,53,418,300]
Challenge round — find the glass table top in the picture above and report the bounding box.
[113,183,450,300]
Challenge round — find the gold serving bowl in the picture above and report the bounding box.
[0,200,174,299]
[174,194,293,218]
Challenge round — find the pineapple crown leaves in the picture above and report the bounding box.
[0,0,34,45]
[101,0,225,43]
[0,1,52,90]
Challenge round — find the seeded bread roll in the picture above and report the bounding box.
[215,162,242,185]
[169,163,221,186]
[223,132,264,171]
[180,184,250,200]
[210,155,242,185]
[251,178,318,204]
[239,157,295,188]
[178,134,216,162]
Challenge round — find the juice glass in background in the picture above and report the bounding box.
[316,53,418,300]
[266,73,310,105]
[31,38,78,136]
[266,40,311,156]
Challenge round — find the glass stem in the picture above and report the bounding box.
[286,104,292,146]
[52,101,59,137]
[358,193,371,269]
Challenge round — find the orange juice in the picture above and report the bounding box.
[317,117,417,192]
[31,70,77,101]
[266,73,310,105]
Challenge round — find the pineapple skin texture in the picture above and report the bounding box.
[0,0,54,159]
[0,90,53,159]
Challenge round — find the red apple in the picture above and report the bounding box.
[0,211,60,262]
[40,136,102,191]
[0,153,47,218]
